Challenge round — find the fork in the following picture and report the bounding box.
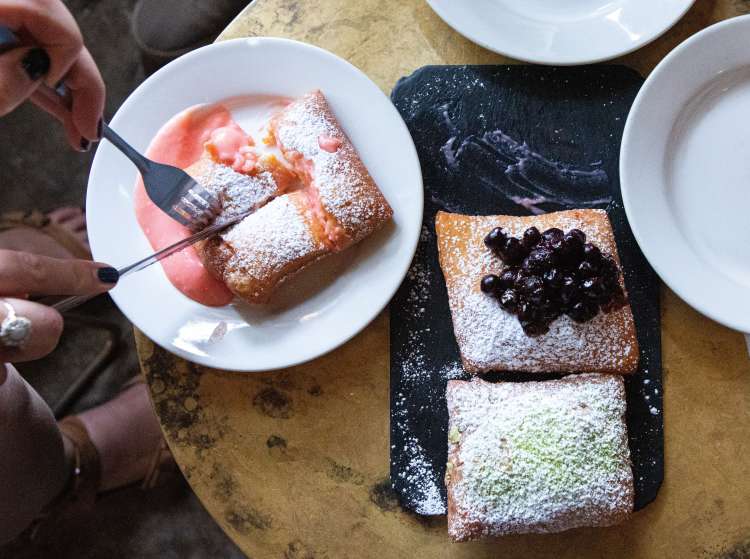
[97,121,220,230]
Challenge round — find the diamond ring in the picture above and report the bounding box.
[0,300,32,348]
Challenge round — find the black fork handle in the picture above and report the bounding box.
[98,121,152,175]
[35,83,153,176]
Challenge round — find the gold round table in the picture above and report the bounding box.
[137,1,750,557]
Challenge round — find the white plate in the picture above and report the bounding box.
[87,38,423,371]
[621,15,750,334]
[425,0,695,65]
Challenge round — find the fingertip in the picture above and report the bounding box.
[67,48,105,141]
[64,120,83,151]
[46,308,64,342]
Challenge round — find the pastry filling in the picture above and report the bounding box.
[480,226,627,336]
[205,120,348,251]
[264,106,350,251]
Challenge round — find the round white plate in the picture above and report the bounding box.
[87,38,423,371]
[425,0,695,65]
[621,15,750,333]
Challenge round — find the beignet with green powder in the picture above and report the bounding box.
[445,374,633,541]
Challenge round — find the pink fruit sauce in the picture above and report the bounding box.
[134,96,294,306]
[134,103,239,306]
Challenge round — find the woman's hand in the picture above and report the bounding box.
[0,0,104,150]
[0,250,118,363]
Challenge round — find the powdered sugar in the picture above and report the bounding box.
[200,162,278,224]
[436,209,638,373]
[193,91,391,303]
[273,90,392,242]
[397,436,445,515]
[405,227,433,317]
[439,361,467,380]
[446,374,633,539]
[222,194,325,287]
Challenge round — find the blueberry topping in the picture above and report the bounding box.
[560,231,584,262]
[517,275,543,294]
[543,267,563,290]
[583,243,602,264]
[581,276,605,299]
[598,290,614,306]
[484,227,507,251]
[560,285,580,307]
[499,288,519,311]
[479,225,626,335]
[568,229,586,244]
[542,228,564,245]
[567,300,598,323]
[521,320,550,336]
[517,301,539,322]
[601,256,620,286]
[522,247,556,274]
[498,267,520,290]
[540,298,562,321]
[527,286,546,305]
[501,237,527,265]
[578,260,597,278]
[522,226,541,249]
[601,285,626,312]
[480,274,501,294]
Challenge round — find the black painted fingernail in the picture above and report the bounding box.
[97,267,119,284]
[80,138,91,152]
[96,118,103,140]
[21,48,50,81]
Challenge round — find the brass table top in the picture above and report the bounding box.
[137,1,750,557]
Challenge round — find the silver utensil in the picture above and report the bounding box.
[98,120,220,230]
[50,211,248,313]
[42,84,221,231]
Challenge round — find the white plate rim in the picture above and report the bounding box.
[620,15,750,334]
[425,0,696,65]
[87,37,424,371]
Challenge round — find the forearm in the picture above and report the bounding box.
[0,363,68,544]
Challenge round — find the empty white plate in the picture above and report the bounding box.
[621,15,750,334]
[87,38,423,371]
[426,0,695,65]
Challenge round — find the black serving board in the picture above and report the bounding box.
[389,65,663,516]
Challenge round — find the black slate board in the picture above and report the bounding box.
[389,65,663,516]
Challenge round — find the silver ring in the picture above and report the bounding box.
[0,300,32,348]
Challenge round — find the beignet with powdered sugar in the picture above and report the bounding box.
[445,374,633,541]
[189,90,392,304]
[435,209,638,374]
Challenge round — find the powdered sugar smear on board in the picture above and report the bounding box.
[397,436,445,515]
[393,387,446,515]
[391,225,469,515]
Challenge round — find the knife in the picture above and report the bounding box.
[50,211,249,313]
